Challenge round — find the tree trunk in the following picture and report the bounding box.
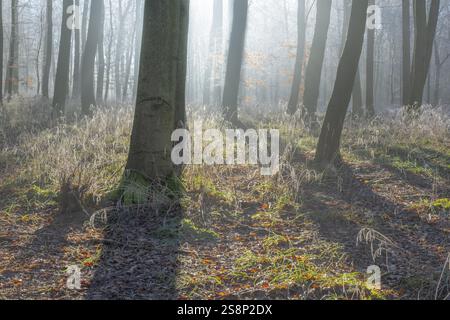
[81,0,103,116]
[52,0,73,117]
[174,0,190,128]
[104,0,113,103]
[81,0,89,53]
[6,0,19,99]
[402,0,411,106]
[96,1,105,105]
[132,0,144,102]
[203,0,223,106]
[222,0,248,125]
[42,0,52,98]
[408,0,440,110]
[0,1,3,104]
[286,0,306,115]
[72,0,81,99]
[352,70,364,117]
[366,0,376,117]
[302,0,332,123]
[122,22,136,103]
[115,1,132,102]
[315,0,370,166]
[126,0,189,180]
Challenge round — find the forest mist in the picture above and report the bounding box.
[0,0,449,302]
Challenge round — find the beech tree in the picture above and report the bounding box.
[286,0,306,115]
[315,0,370,166]
[41,0,52,99]
[302,0,332,125]
[126,0,190,180]
[222,0,248,125]
[52,0,73,117]
[408,0,440,110]
[81,0,104,115]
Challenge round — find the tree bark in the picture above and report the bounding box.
[96,1,105,105]
[42,0,52,98]
[286,0,306,115]
[408,0,440,110]
[126,0,189,179]
[0,1,3,103]
[81,0,103,116]
[174,0,190,128]
[315,0,370,166]
[6,0,19,99]
[52,0,73,117]
[222,0,248,125]
[72,0,81,98]
[302,0,332,123]
[366,0,376,117]
[402,0,411,106]
[132,0,144,102]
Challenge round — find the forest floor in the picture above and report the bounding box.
[0,102,449,300]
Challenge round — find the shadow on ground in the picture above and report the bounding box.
[86,202,183,300]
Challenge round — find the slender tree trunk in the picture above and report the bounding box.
[42,0,52,98]
[408,0,440,110]
[302,0,332,123]
[96,1,105,104]
[366,0,376,117]
[174,0,190,128]
[352,70,364,117]
[115,1,132,102]
[6,0,19,99]
[126,0,189,180]
[122,23,136,102]
[402,0,411,106]
[203,0,223,106]
[222,0,248,125]
[287,0,306,115]
[132,0,144,102]
[104,0,113,103]
[52,0,73,117]
[81,0,103,116]
[72,0,81,98]
[0,1,3,104]
[315,0,370,166]
[81,0,89,53]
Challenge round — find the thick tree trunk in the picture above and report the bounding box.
[203,0,223,106]
[402,0,411,106]
[408,0,440,110]
[222,0,248,125]
[302,0,332,123]
[81,0,103,116]
[286,0,306,115]
[315,0,370,166]
[52,0,73,117]
[126,0,189,179]
[42,0,52,98]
